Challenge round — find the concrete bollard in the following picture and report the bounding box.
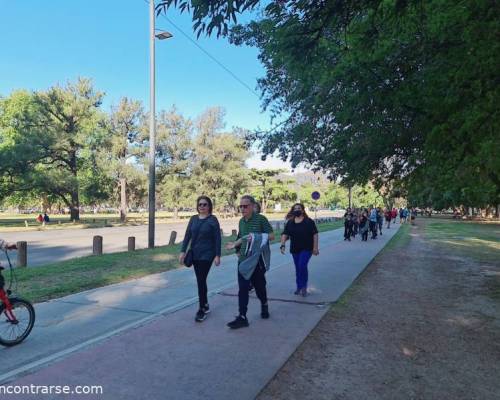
[128,236,136,251]
[93,236,103,255]
[169,231,177,246]
[231,229,237,237]
[16,241,27,267]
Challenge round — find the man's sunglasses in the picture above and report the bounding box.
[239,204,250,209]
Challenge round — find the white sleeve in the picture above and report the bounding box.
[260,233,269,248]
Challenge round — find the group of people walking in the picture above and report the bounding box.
[343,206,417,242]
[179,195,319,329]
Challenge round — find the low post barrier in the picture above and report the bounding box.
[16,241,27,267]
[168,231,177,246]
[93,236,103,255]
[128,236,136,251]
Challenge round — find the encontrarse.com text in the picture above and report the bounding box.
[0,385,103,395]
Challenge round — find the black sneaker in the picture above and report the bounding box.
[195,309,207,322]
[227,315,249,329]
[261,304,270,319]
[203,304,210,314]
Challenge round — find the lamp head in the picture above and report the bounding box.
[155,31,173,40]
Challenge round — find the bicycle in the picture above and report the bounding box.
[0,249,35,346]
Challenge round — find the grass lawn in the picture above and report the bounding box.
[424,218,500,301]
[424,219,500,265]
[5,220,343,304]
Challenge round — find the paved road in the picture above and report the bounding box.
[1,223,400,399]
[0,220,240,267]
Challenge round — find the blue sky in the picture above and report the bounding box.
[0,0,296,169]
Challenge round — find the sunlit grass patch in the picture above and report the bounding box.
[424,220,500,265]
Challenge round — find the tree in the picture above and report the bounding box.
[191,107,249,212]
[155,107,194,217]
[0,80,106,220]
[106,97,144,221]
[161,0,499,212]
[249,169,282,212]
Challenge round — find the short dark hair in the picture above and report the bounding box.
[196,195,213,214]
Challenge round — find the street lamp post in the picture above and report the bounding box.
[148,0,172,249]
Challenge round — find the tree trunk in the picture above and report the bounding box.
[119,178,127,222]
[70,203,79,221]
[173,206,179,219]
[42,194,50,213]
[69,150,80,221]
[69,187,80,221]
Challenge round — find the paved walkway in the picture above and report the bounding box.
[1,224,400,399]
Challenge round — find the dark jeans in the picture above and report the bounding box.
[369,221,377,238]
[193,259,213,309]
[238,258,267,316]
[344,222,353,239]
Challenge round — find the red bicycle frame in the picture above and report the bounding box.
[0,288,17,322]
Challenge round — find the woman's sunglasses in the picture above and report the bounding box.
[198,203,209,207]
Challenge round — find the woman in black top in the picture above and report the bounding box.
[179,196,221,322]
[359,211,369,241]
[280,203,319,297]
[343,207,353,241]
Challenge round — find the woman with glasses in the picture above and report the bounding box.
[180,196,221,322]
[280,203,319,296]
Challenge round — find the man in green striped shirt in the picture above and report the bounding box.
[225,195,274,329]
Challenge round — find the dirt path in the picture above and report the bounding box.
[258,219,500,400]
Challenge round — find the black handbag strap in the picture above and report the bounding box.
[189,215,210,249]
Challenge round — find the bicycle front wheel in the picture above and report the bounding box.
[0,297,35,347]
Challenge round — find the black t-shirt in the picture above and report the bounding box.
[283,217,319,254]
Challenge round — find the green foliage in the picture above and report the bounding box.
[157,0,260,37]
[248,168,296,211]
[0,79,106,220]
[219,0,499,210]
[191,107,249,211]
[104,97,145,219]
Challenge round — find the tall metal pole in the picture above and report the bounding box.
[348,186,352,209]
[148,0,156,248]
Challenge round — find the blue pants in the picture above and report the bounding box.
[292,250,312,290]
